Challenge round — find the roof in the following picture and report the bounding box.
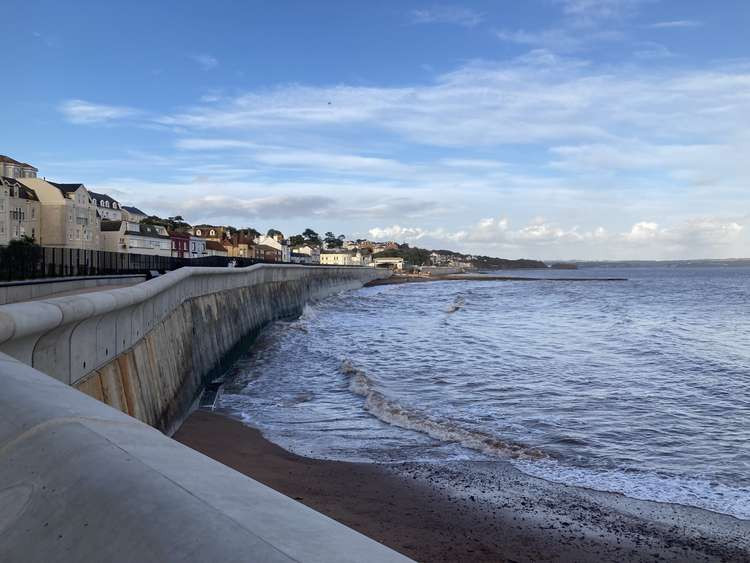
[48,181,87,198]
[138,223,170,238]
[0,155,37,170]
[1,177,39,201]
[89,191,120,206]
[255,244,281,252]
[122,205,146,216]
[206,240,227,252]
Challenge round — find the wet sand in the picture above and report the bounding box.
[174,410,749,562]
[365,274,627,287]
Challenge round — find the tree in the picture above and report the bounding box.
[267,228,283,239]
[289,234,305,247]
[302,228,321,246]
[324,231,344,248]
[142,215,191,233]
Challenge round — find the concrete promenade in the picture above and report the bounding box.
[0,264,407,562]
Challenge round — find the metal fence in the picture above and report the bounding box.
[0,246,271,282]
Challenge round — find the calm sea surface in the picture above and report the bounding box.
[220,266,750,519]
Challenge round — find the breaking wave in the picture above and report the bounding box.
[340,360,545,460]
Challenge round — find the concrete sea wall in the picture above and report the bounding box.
[0,264,388,432]
[0,264,407,562]
[0,273,145,305]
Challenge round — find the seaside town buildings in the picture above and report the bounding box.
[0,155,38,179]
[0,177,41,245]
[100,220,171,255]
[0,154,432,271]
[12,178,101,250]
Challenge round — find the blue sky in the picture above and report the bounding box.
[2,0,749,259]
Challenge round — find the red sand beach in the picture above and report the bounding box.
[174,410,749,562]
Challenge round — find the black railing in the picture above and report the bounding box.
[0,246,275,283]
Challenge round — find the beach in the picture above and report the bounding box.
[174,410,749,562]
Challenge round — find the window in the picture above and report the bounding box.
[196,229,202,236]
[210,229,215,236]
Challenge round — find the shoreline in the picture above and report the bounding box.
[174,410,749,562]
[365,273,627,287]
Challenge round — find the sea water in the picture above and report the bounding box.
[220,266,750,519]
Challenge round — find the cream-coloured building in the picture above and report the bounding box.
[121,205,147,223]
[320,249,368,266]
[0,177,41,245]
[0,155,38,179]
[15,178,101,249]
[100,220,171,256]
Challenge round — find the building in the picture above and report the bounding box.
[192,225,228,242]
[169,231,191,258]
[205,240,228,257]
[121,206,147,223]
[189,236,207,258]
[255,235,290,263]
[225,231,255,258]
[320,249,368,266]
[100,220,171,256]
[89,191,123,221]
[15,178,101,249]
[372,256,404,270]
[290,252,314,264]
[291,245,320,264]
[254,244,282,262]
[0,177,41,245]
[0,155,38,179]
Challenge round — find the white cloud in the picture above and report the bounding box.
[410,6,483,27]
[175,138,262,150]
[647,20,702,29]
[59,99,139,124]
[192,54,218,70]
[559,0,642,26]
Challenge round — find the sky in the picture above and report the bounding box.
[2,0,749,260]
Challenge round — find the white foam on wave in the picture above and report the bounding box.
[341,358,750,521]
[512,458,750,521]
[340,360,545,460]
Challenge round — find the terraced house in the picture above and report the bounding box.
[14,178,100,249]
[0,177,40,245]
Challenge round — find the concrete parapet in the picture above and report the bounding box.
[0,351,409,562]
[0,264,389,431]
[0,274,146,305]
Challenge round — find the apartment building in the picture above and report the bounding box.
[0,155,38,179]
[15,178,100,249]
[0,177,41,245]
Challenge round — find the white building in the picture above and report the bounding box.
[0,155,37,179]
[190,236,207,258]
[121,205,147,223]
[291,245,320,264]
[15,179,101,250]
[100,220,171,256]
[320,249,368,266]
[372,257,404,270]
[0,177,41,245]
[89,191,123,221]
[255,235,290,263]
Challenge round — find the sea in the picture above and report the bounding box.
[219,265,750,520]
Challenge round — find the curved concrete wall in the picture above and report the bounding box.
[0,264,388,431]
[0,351,408,562]
[0,274,145,305]
[0,264,406,562]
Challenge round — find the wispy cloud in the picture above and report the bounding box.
[559,0,643,26]
[59,99,140,124]
[191,54,218,70]
[647,20,702,29]
[410,6,483,27]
